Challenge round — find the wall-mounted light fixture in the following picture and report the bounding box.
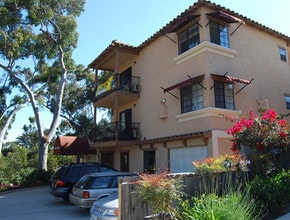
[160,99,168,119]
[161,99,166,104]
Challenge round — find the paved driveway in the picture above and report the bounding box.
[0,186,89,220]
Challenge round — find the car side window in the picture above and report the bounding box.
[111,176,118,188]
[91,176,112,189]
[75,176,90,189]
[65,167,81,177]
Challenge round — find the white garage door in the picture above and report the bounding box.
[170,146,208,173]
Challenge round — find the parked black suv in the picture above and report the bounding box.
[49,163,118,200]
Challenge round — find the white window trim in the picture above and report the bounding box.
[173,41,237,65]
[175,107,241,123]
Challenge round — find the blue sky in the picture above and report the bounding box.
[6,0,290,142]
[73,0,290,66]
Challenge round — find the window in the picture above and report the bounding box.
[285,96,290,109]
[214,80,235,109]
[144,150,155,174]
[120,152,129,172]
[180,82,204,113]
[178,23,200,54]
[209,22,229,48]
[280,48,287,62]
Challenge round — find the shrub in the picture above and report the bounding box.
[225,107,290,153]
[177,173,265,220]
[178,188,263,220]
[136,171,184,218]
[193,154,250,175]
[249,169,290,212]
[13,167,35,185]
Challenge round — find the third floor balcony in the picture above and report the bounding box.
[93,75,141,109]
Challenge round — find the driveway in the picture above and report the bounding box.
[0,186,89,220]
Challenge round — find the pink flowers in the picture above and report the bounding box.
[261,109,277,121]
[225,109,290,152]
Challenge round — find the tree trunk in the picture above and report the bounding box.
[38,140,49,171]
[0,104,27,157]
[37,46,67,171]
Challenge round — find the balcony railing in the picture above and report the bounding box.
[95,75,141,100]
[94,122,141,142]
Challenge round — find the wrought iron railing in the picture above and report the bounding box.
[95,75,141,100]
[94,122,141,141]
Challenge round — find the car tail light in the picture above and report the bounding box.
[56,179,65,187]
[82,191,90,198]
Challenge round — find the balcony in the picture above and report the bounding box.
[93,75,141,109]
[93,122,141,146]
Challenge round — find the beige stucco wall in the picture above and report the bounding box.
[125,8,290,139]
[97,6,290,173]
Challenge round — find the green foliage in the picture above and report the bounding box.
[247,153,278,178]
[47,66,96,137]
[0,0,86,171]
[249,169,290,212]
[178,190,262,220]
[177,173,264,220]
[0,143,74,191]
[136,171,184,218]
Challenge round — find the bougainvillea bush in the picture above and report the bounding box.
[225,108,290,153]
[224,106,290,176]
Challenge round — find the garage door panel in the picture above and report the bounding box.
[170,146,208,173]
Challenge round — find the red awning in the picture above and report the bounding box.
[207,11,245,24]
[54,136,96,155]
[226,75,251,84]
[211,74,251,85]
[163,75,204,93]
[163,14,200,34]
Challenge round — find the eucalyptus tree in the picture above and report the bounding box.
[0,72,29,157]
[47,65,96,137]
[51,69,114,139]
[0,0,86,170]
[0,95,28,158]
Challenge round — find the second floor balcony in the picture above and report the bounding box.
[93,121,141,143]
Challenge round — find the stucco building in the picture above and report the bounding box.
[88,0,290,173]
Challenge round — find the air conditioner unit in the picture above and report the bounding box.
[131,84,141,93]
[132,128,139,139]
